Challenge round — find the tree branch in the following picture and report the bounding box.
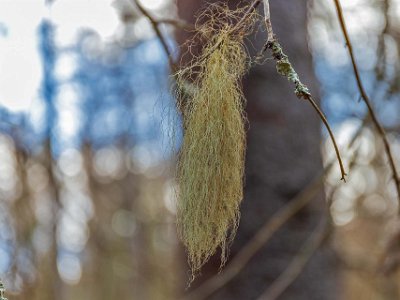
[132,0,176,69]
[262,0,347,181]
[256,218,330,300]
[333,0,400,210]
[157,18,195,31]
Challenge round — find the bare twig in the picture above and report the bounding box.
[256,218,330,300]
[157,18,195,31]
[132,0,176,69]
[307,95,347,181]
[333,0,400,210]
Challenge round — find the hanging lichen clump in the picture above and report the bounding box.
[175,5,255,279]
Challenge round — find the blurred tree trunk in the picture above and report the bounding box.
[176,1,338,299]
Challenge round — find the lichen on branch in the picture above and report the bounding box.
[263,38,347,181]
[267,40,311,98]
[175,5,256,281]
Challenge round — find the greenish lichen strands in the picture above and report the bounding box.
[175,5,256,280]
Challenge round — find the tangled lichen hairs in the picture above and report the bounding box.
[175,5,256,279]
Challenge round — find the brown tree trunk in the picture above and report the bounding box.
[176,1,338,299]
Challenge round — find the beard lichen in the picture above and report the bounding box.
[175,5,254,280]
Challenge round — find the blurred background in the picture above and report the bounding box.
[0,0,399,299]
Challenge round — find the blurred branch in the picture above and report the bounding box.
[132,0,176,69]
[256,143,368,299]
[256,141,365,300]
[333,0,400,209]
[157,18,194,31]
[256,218,330,300]
[375,0,390,81]
[184,117,367,299]
[258,141,363,300]
[183,169,327,300]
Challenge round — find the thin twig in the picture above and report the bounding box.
[256,218,330,300]
[157,18,195,31]
[333,0,400,210]
[133,0,176,69]
[262,0,274,41]
[231,0,262,33]
[307,96,347,180]
[262,0,347,181]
